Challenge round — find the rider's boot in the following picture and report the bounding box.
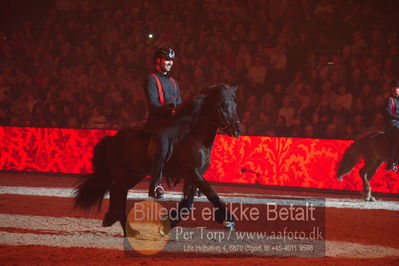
[148,154,165,199]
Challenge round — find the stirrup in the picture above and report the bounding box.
[150,185,164,199]
[195,187,202,197]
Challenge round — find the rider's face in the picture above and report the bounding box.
[392,87,399,97]
[160,58,173,73]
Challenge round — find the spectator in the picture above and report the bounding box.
[240,93,259,118]
[290,118,304,138]
[259,93,277,123]
[275,115,290,137]
[0,0,397,142]
[247,56,267,87]
[314,0,334,23]
[269,45,287,83]
[297,90,315,125]
[351,97,370,118]
[370,94,386,117]
[236,44,251,68]
[351,30,367,55]
[352,113,368,138]
[271,83,285,108]
[324,123,339,139]
[332,85,353,111]
[316,55,331,81]
[86,108,109,129]
[307,69,322,89]
[367,112,385,133]
[359,83,376,112]
[318,81,335,110]
[303,124,316,138]
[347,68,364,96]
[251,111,275,136]
[240,111,258,136]
[311,114,324,137]
[278,96,296,127]
[342,124,357,140]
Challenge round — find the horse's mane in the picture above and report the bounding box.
[174,87,218,126]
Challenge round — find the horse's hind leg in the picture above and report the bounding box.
[361,161,381,202]
[193,170,235,231]
[103,183,128,235]
[359,160,380,202]
[103,175,145,236]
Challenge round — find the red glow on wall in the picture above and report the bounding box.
[1,126,398,193]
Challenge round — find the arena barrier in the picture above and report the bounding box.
[0,126,398,194]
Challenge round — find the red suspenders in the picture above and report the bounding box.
[149,74,177,106]
[150,74,164,105]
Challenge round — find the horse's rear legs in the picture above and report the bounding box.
[359,161,380,202]
[102,183,128,236]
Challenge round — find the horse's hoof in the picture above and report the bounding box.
[365,196,376,202]
[159,225,169,236]
[385,164,398,172]
[223,220,235,232]
[102,213,118,227]
[125,223,140,238]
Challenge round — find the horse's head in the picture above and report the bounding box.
[212,84,241,137]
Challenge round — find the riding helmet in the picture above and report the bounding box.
[154,46,175,60]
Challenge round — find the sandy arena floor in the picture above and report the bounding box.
[0,172,398,265]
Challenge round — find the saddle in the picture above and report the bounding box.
[144,115,193,188]
[147,137,175,162]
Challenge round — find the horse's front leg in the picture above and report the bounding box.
[193,169,235,231]
[169,178,196,230]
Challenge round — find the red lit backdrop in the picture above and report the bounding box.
[0,126,398,193]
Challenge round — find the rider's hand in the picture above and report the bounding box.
[166,104,177,116]
[150,104,177,116]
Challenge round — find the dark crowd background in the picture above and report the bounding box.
[0,0,398,140]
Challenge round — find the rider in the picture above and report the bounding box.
[144,46,182,199]
[385,80,399,172]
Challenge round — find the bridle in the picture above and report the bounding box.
[216,101,240,132]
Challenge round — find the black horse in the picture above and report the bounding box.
[336,131,397,201]
[74,84,240,235]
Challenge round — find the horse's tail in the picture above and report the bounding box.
[336,138,365,181]
[74,136,112,210]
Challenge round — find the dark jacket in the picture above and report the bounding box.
[385,95,399,129]
[144,71,182,128]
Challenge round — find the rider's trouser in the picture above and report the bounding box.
[387,127,399,166]
[149,130,170,194]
